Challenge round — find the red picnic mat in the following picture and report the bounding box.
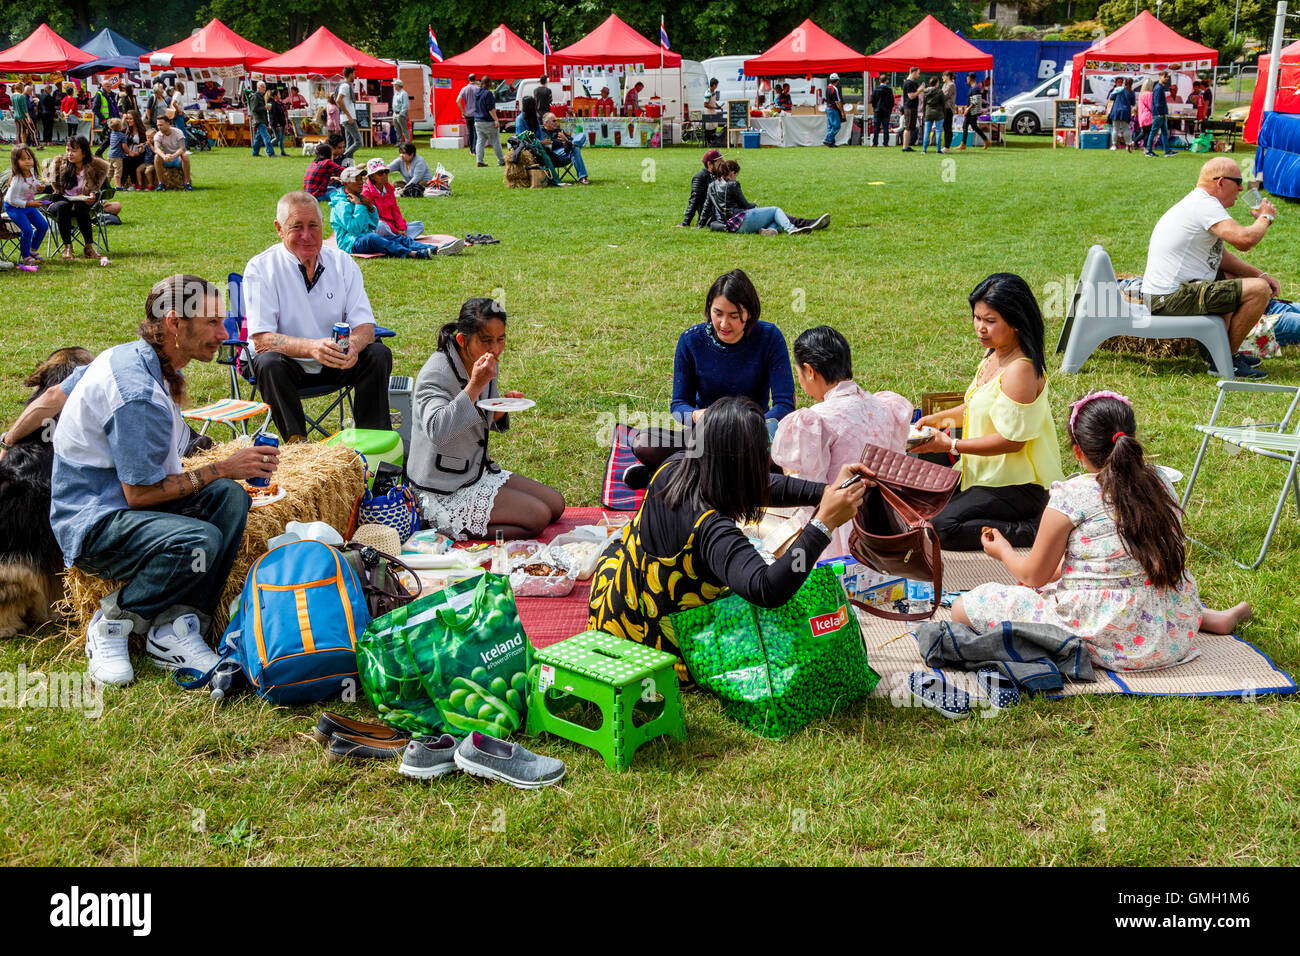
[463,506,611,650]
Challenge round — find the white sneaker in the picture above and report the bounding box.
[435,237,465,255]
[86,610,134,685]
[146,613,220,673]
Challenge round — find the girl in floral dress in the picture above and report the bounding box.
[954,392,1251,672]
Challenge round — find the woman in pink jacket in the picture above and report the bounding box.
[361,157,423,238]
[1135,79,1154,151]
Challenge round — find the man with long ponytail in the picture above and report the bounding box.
[51,275,282,686]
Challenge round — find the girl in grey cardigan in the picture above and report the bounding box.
[408,298,565,539]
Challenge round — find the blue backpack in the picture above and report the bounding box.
[214,540,371,705]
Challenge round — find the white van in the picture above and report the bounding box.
[1001,64,1154,135]
[702,55,760,107]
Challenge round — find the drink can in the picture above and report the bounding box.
[332,322,350,354]
[248,432,279,488]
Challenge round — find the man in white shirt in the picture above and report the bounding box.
[391,78,409,143]
[456,73,479,155]
[243,191,392,440]
[1143,157,1278,378]
[151,114,192,190]
[337,66,361,163]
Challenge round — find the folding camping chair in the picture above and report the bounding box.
[221,271,398,440]
[42,185,115,258]
[0,209,24,263]
[1180,380,1300,569]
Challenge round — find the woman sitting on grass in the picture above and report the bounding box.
[705,160,826,235]
[771,325,913,560]
[590,396,869,681]
[911,273,1064,550]
[954,392,1251,671]
[408,298,565,539]
[624,269,795,487]
[329,165,432,258]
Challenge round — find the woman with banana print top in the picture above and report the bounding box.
[589,396,869,681]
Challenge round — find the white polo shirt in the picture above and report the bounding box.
[243,241,374,372]
[1143,188,1232,295]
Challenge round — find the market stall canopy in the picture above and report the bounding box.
[429,24,543,81]
[744,18,870,76]
[0,23,93,73]
[81,27,149,60]
[549,14,681,69]
[1068,11,1216,98]
[251,25,395,79]
[142,18,276,71]
[862,15,993,73]
[1241,39,1300,142]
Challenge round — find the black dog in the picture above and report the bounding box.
[0,348,93,637]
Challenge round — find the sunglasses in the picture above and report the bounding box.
[1218,176,1244,186]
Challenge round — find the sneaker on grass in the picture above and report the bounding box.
[146,613,220,673]
[454,731,565,789]
[399,734,459,779]
[85,610,133,685]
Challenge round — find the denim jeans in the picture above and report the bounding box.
[550,131,588,178]
[341,121,362,162]
[251,123,275,156]
[3,203,48,258]
[738,206,793,233]
[352,231,422,256]
[74,479,251,635]
[272,125,286,155]
[1268,299,1300,346]
[1146,115,1170,154]
[824,109,842,145]
[376,219,424,240]
[922,120,942,152]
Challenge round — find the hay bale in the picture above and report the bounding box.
[158,164,186,190]
[57,439,365,647]
[504,147,541,188]
[1095,274,1200,359]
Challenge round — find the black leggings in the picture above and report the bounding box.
[943,108,953,148]
[960,113,989,144]
[932,482,1049,551]
[47,198,94,247]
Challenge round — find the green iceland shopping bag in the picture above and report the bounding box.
[356,572,533,738]
[670,565,879,739]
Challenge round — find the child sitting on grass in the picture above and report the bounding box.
[953,391,1251,671]
[770,325,912,560]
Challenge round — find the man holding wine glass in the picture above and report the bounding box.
[1143,157,1278,378]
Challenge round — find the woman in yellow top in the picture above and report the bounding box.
[914,273,1064,550]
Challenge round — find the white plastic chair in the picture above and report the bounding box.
[1056,245,1234,379]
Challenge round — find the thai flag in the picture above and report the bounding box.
[660,17,670,50]
[543,23,552,57]
[428,26,443,63]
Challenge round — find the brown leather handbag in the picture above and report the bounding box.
[847,443,960,621]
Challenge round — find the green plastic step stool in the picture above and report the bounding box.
[526,631,686,771]
[323,427,404,490]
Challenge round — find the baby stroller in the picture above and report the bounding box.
[184,121,214,151]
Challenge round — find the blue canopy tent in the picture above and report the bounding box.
[67,27,149,77]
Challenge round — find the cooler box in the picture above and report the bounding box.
[743,130,761,148]
[387,375,413,452]
[323,427,404,488]
[431,136,461,149]
[646,101,663,118]
[1081,129,1110,149]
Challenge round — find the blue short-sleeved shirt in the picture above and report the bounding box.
[51,340,189,564]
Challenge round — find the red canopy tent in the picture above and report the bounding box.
[743,18,870,76]
[862,15,993,74]
[0,23,93,73]
[1244,40,1300,143]
[548,14,681,68]
[1068,11,1216,99]
[142,18,276,71]
[429,24,543,81]
[252,26,395,79]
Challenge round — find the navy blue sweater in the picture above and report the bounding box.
[670,320,796,423]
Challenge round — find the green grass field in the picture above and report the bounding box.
[2,138,1298,866]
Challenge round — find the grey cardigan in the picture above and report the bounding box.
[407,345,509,494]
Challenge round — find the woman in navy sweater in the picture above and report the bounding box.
[625,269,796,487]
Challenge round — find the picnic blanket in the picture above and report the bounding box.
[323,233,461,258]
[862,550,1297,700]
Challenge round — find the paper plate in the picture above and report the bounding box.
[907,426,935,447]
[248,487,287,509]
[476,397,535,413]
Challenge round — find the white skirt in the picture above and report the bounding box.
[415,469,513,540]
